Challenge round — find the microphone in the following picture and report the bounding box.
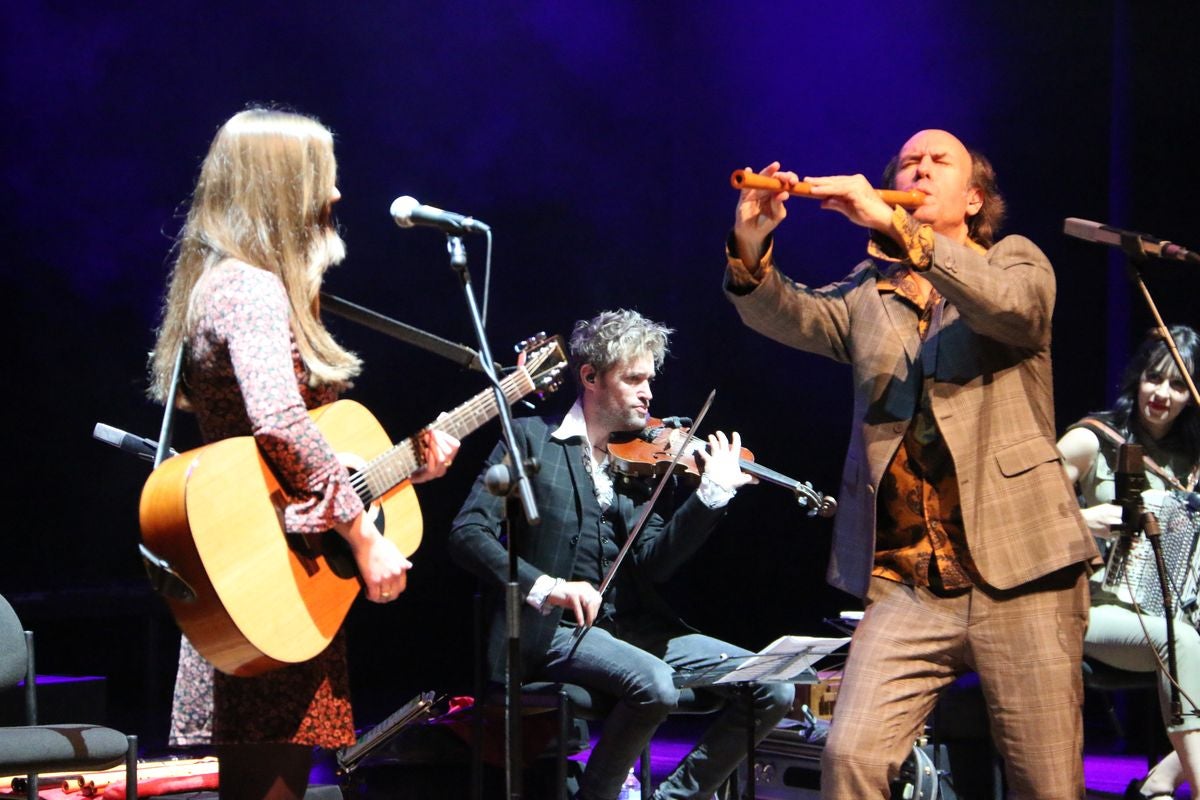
[389,196,490,235]
[93,422,177,462]
[1103,442,1148,593]
[1064,217,1200,264]
[1114,442,1148,534]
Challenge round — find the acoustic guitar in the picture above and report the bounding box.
[139,335,565,676]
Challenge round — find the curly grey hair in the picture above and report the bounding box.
[568,309,673,391]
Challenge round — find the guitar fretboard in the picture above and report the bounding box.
[353,367,536,502]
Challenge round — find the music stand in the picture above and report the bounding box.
[335,690,442,776]
[672,635,849,800]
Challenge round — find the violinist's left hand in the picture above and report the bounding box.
[695,431,755,491]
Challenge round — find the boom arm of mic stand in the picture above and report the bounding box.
[1119,252,1200,411]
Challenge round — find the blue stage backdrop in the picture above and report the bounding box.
[3,2,1197,745]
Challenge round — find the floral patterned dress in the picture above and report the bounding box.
[168,260,363,748]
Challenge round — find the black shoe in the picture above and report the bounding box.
[1123,775,1175,799]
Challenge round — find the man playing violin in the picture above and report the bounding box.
[448,309,794,800]
[724,129,1099,799]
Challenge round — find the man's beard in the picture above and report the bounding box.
[618,407,648,431]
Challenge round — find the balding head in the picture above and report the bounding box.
[883,129,1006,247]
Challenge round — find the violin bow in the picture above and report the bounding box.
[569,389,717,650]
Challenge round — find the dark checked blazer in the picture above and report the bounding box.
[448,414,726,681]
[725,233,1099,599]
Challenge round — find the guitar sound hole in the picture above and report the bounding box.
[321,532,358,580]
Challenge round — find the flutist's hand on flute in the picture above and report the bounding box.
[733,164,914,266]
[803,173,899,238]
[732,162,797,266]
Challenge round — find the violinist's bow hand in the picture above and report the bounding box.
[548,580,602,627]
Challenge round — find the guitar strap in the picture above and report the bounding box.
[1070,416,1199,492]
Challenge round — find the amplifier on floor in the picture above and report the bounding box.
[752,723,958,800]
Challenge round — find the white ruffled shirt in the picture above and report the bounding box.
[525,401,736,611]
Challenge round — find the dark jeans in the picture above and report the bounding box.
[541,621,794,800]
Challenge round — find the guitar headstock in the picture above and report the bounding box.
[515,333,567,399]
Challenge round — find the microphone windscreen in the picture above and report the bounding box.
[389,195,420,227]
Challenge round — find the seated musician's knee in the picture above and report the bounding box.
[759,681,796,721]
[1177,622,1200,652]
[627,665,681,716]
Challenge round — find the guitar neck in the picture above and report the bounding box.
[357,368,536,501]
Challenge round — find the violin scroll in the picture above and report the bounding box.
[795,481,838,518]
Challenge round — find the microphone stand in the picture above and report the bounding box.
[1118,235,1200,407]
[1143,510,1183,724]
[445,233,540,800]
[1116,235,1200,724]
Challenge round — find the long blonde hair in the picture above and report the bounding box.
[149,108,361,404]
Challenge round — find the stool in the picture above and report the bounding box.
[477,681,728,800]
[1082,656,1163,769]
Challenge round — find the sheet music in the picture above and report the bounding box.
[713,635,849,685]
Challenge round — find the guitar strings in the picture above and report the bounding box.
[345,367,536,502]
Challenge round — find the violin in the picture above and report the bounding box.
[608,417,837,518]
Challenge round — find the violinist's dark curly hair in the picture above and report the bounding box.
[568,309,672,392]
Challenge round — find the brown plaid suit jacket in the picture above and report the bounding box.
[726,233,1098,598]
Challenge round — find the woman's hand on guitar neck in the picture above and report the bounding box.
[336,513,411,602]
[412,428,461,483]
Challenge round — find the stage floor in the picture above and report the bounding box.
[570,721,1187,799]
[318,722,1188,799]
